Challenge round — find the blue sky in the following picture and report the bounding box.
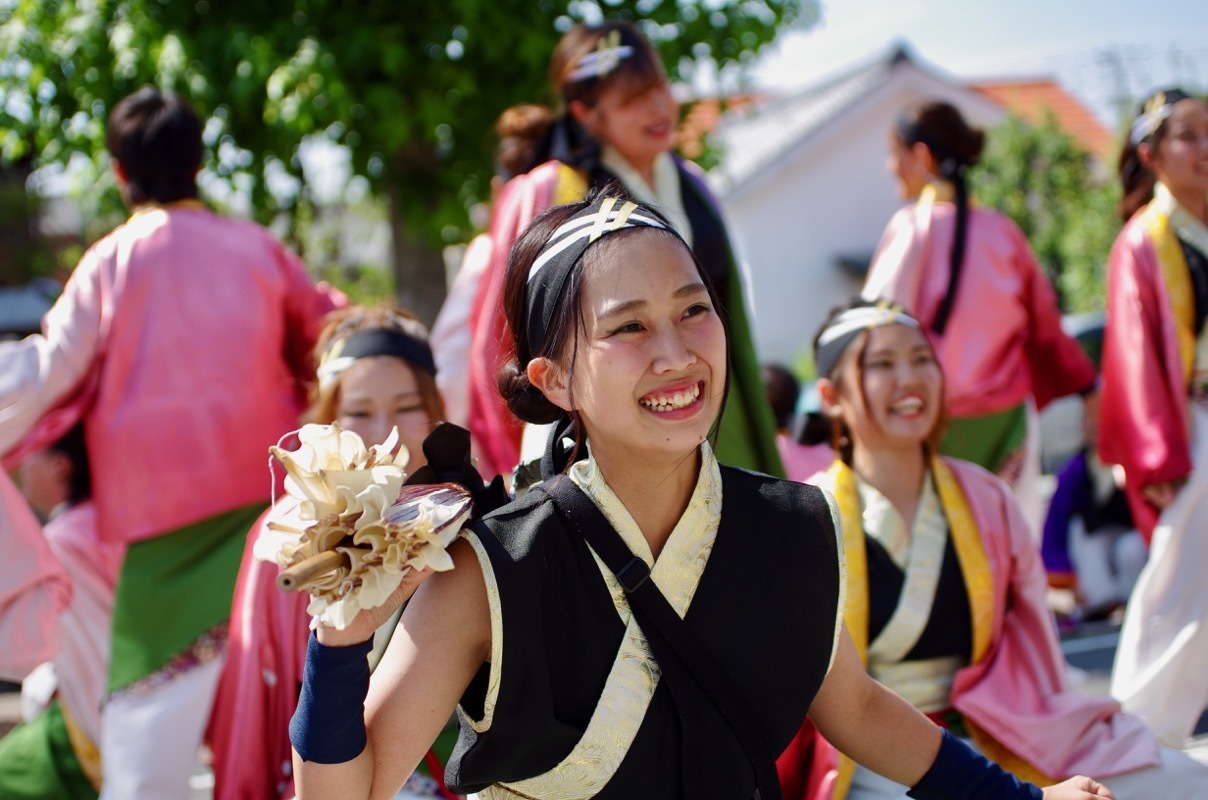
[743,0,1208,128]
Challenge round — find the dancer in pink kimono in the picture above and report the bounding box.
[209,307,455,800]
[464,21,781,484]
[0,88,343,799]
[862,101,1097,532]
[0,475,69,689]
[1100,88,1208,746]
[0,425,124,798]
[776,299,1207,800]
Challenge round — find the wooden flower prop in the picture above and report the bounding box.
[254,423,473,629]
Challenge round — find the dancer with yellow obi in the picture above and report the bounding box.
[776,299,1207,800]
[1101,88,1208,746]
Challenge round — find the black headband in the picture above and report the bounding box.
[318,327,437,388]
[523,196,679,354]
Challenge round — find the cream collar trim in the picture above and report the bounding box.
[1154,182,1208,261]
[600,146,694,248]
[495,444,720,798]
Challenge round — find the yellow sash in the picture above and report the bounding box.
[825,458,1048,797]
[60,701,102,790]
[553,163,589,205]
[1141,203,1196,384]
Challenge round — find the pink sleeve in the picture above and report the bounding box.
[276,240,347,395]
[952,465,1157,778]
[1016,226,1097,408]
[862,206,926,310]
[1098,226,1191,539]
[0,471,72,681]
[0,247,106,460]
[467,167,559,479]
[431,234,494,429]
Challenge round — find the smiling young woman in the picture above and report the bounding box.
[208,307,450,800]
[862,100,1098,534]
[774,298,1208,800]
[289,198,1116,800]
[1101,88,1208,746]
[458,20,782,486]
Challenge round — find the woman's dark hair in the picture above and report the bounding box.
[761,363,800,431]
[48,423,91,505]
[1117,88,1200,222]
[895,100,985,335]
[497,191,730,460]
[812,298,947,464]
[496,104,554,181]
[494,21,666,177]
[106,87,203,206]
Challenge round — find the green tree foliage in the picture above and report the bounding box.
[0,0,814,320]
[970,112,1120,313]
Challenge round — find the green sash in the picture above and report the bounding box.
[0,701,97,800]
[108,502,264,693]
[939,403,1027,475]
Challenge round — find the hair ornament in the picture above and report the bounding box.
[566,29,634,83]
[1129,88,1194,146]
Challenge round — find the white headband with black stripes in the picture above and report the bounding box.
[814,304,921,379]
[524,197,676,353]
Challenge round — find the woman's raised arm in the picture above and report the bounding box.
[293,537,492,800]
[808,628,1113,800]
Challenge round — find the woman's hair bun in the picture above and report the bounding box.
[497,359,566,425]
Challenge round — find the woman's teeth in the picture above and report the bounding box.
[891,397,923,414]
[640,384,700,411]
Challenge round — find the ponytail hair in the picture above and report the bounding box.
[1117,137,1156,223]
[895,101,985,335]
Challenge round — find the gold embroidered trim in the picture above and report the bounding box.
[930,460,994,664]
[497,445,721,798]
[1143,192,1196,384]
[865,472,951,666]
[823,458,1015,799]
[460,532,503,734]
[553,164,589,206]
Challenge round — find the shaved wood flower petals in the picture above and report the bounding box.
[256,423,476,629]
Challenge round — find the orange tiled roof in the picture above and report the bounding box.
[970,80,1116,160]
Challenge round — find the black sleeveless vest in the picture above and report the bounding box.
[446,467,841,798]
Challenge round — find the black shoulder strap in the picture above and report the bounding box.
[538,476,783,800]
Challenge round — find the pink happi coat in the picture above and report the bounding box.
[431,233,494,432]
[0,204,344,544]
[466,162,573,480]
[0,471,71,682]
[1098,212,1193,542]
[42,501,125,745]
[778,459,1158,799]
[777,436,835,485]
[208,501,309,800]
[863,201,1096,417]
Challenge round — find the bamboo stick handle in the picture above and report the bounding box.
[277,550,350,592]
